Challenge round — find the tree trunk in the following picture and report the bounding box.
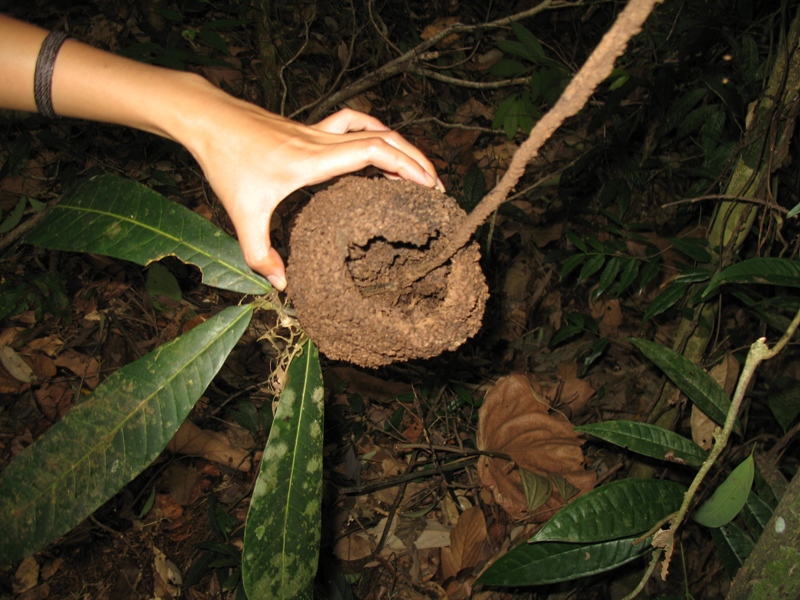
[726,468,800,599]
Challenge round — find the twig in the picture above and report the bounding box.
[650,307,800,580]
[298,0,576,122]
[620,550,660,600]
[374,449,418,555]
[338,457,478,495]
[368,0,665,296]
[410,68,531,89]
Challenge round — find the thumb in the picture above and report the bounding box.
[237,225,287,291]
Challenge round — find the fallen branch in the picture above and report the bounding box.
[296,0,575,122]
[370,0,664,295]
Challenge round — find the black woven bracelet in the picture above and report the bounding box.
[34,31,69,119]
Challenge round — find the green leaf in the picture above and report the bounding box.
[0,305,253,565]
[477,537,650,587]
[496,39,538,63]
[550,324,583,347]
[594,257,621,299]
[560,253,586,280]
[510,22,545,62]
[0,196,27,234]
[694,453,755,528]
[242,341,325,600]
[638,256,663,290]
[611,257,640,295]
[701,258,800,300]
[25,174,271,295]
[146,262,182,311]
[488,58,528,77]
[520,468,553,513]
[741,491,773,539]
[578,254,606,282]
[642,281,689,323]
[629,338,731,426]
[460,164,486,211]
[576,420,708,467]
[766,376,800,432]
[566,231,588,253]
[710,522,754,578]
[669,237,712,263]
[532,479,685,543]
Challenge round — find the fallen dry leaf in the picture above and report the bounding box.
[589,295,623,337]
[477,374,596,521]
[54,348,101,389]
[12,556,39,594]
[440,506,489,580]
[325,366,412,402]
[167,420,251,472]
[420,16,461,47]
[692,356,739,450]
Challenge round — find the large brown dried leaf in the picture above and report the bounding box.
[477,374,595,521]
[440,506,489,580]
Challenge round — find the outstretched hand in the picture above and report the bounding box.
[184,100,443,291]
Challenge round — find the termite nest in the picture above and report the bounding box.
[286,176,488,368]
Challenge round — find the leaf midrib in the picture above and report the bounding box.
[9,306,252,525]
[55,202,270,293]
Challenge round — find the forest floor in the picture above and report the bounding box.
[1,1,799,599]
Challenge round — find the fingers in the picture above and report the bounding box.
[312,108,390,134]
[312,109,444,190]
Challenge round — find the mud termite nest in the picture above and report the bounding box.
[285,0,657,366]
[287,177,488,368]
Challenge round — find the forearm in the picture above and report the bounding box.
[0,14,220,146]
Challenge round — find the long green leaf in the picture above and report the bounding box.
[741,491,773,539]
[710,522,754,578]
[694,453,754,528]
[629,338,731,426]
[576,420,708,467]
[477,537,650,587]
[701,257,800,300]
[243,341,324,600]
[532,479,685,543]
[25,174,271,295]
[0,305,253,566]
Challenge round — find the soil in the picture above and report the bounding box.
[286,177,488,368]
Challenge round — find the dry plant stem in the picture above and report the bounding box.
[388,0,664,292]
[653,306,800,579]
[297,0,572,122]
[620,550,660,600]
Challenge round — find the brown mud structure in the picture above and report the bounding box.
[286,0,659,367]
[287,177,488,367]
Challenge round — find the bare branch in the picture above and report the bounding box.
[298,0,578,122]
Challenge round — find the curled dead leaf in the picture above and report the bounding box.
[477,374,596,521]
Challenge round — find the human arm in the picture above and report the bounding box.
[0,14,443,290]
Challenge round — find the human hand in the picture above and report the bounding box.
[182,91,442,291]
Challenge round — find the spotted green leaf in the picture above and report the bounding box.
[0,305,253,566]
[25,174,271,295]
[243,341,324,600]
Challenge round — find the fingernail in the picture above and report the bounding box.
[435,178,446,193]
[267,274,287,291]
